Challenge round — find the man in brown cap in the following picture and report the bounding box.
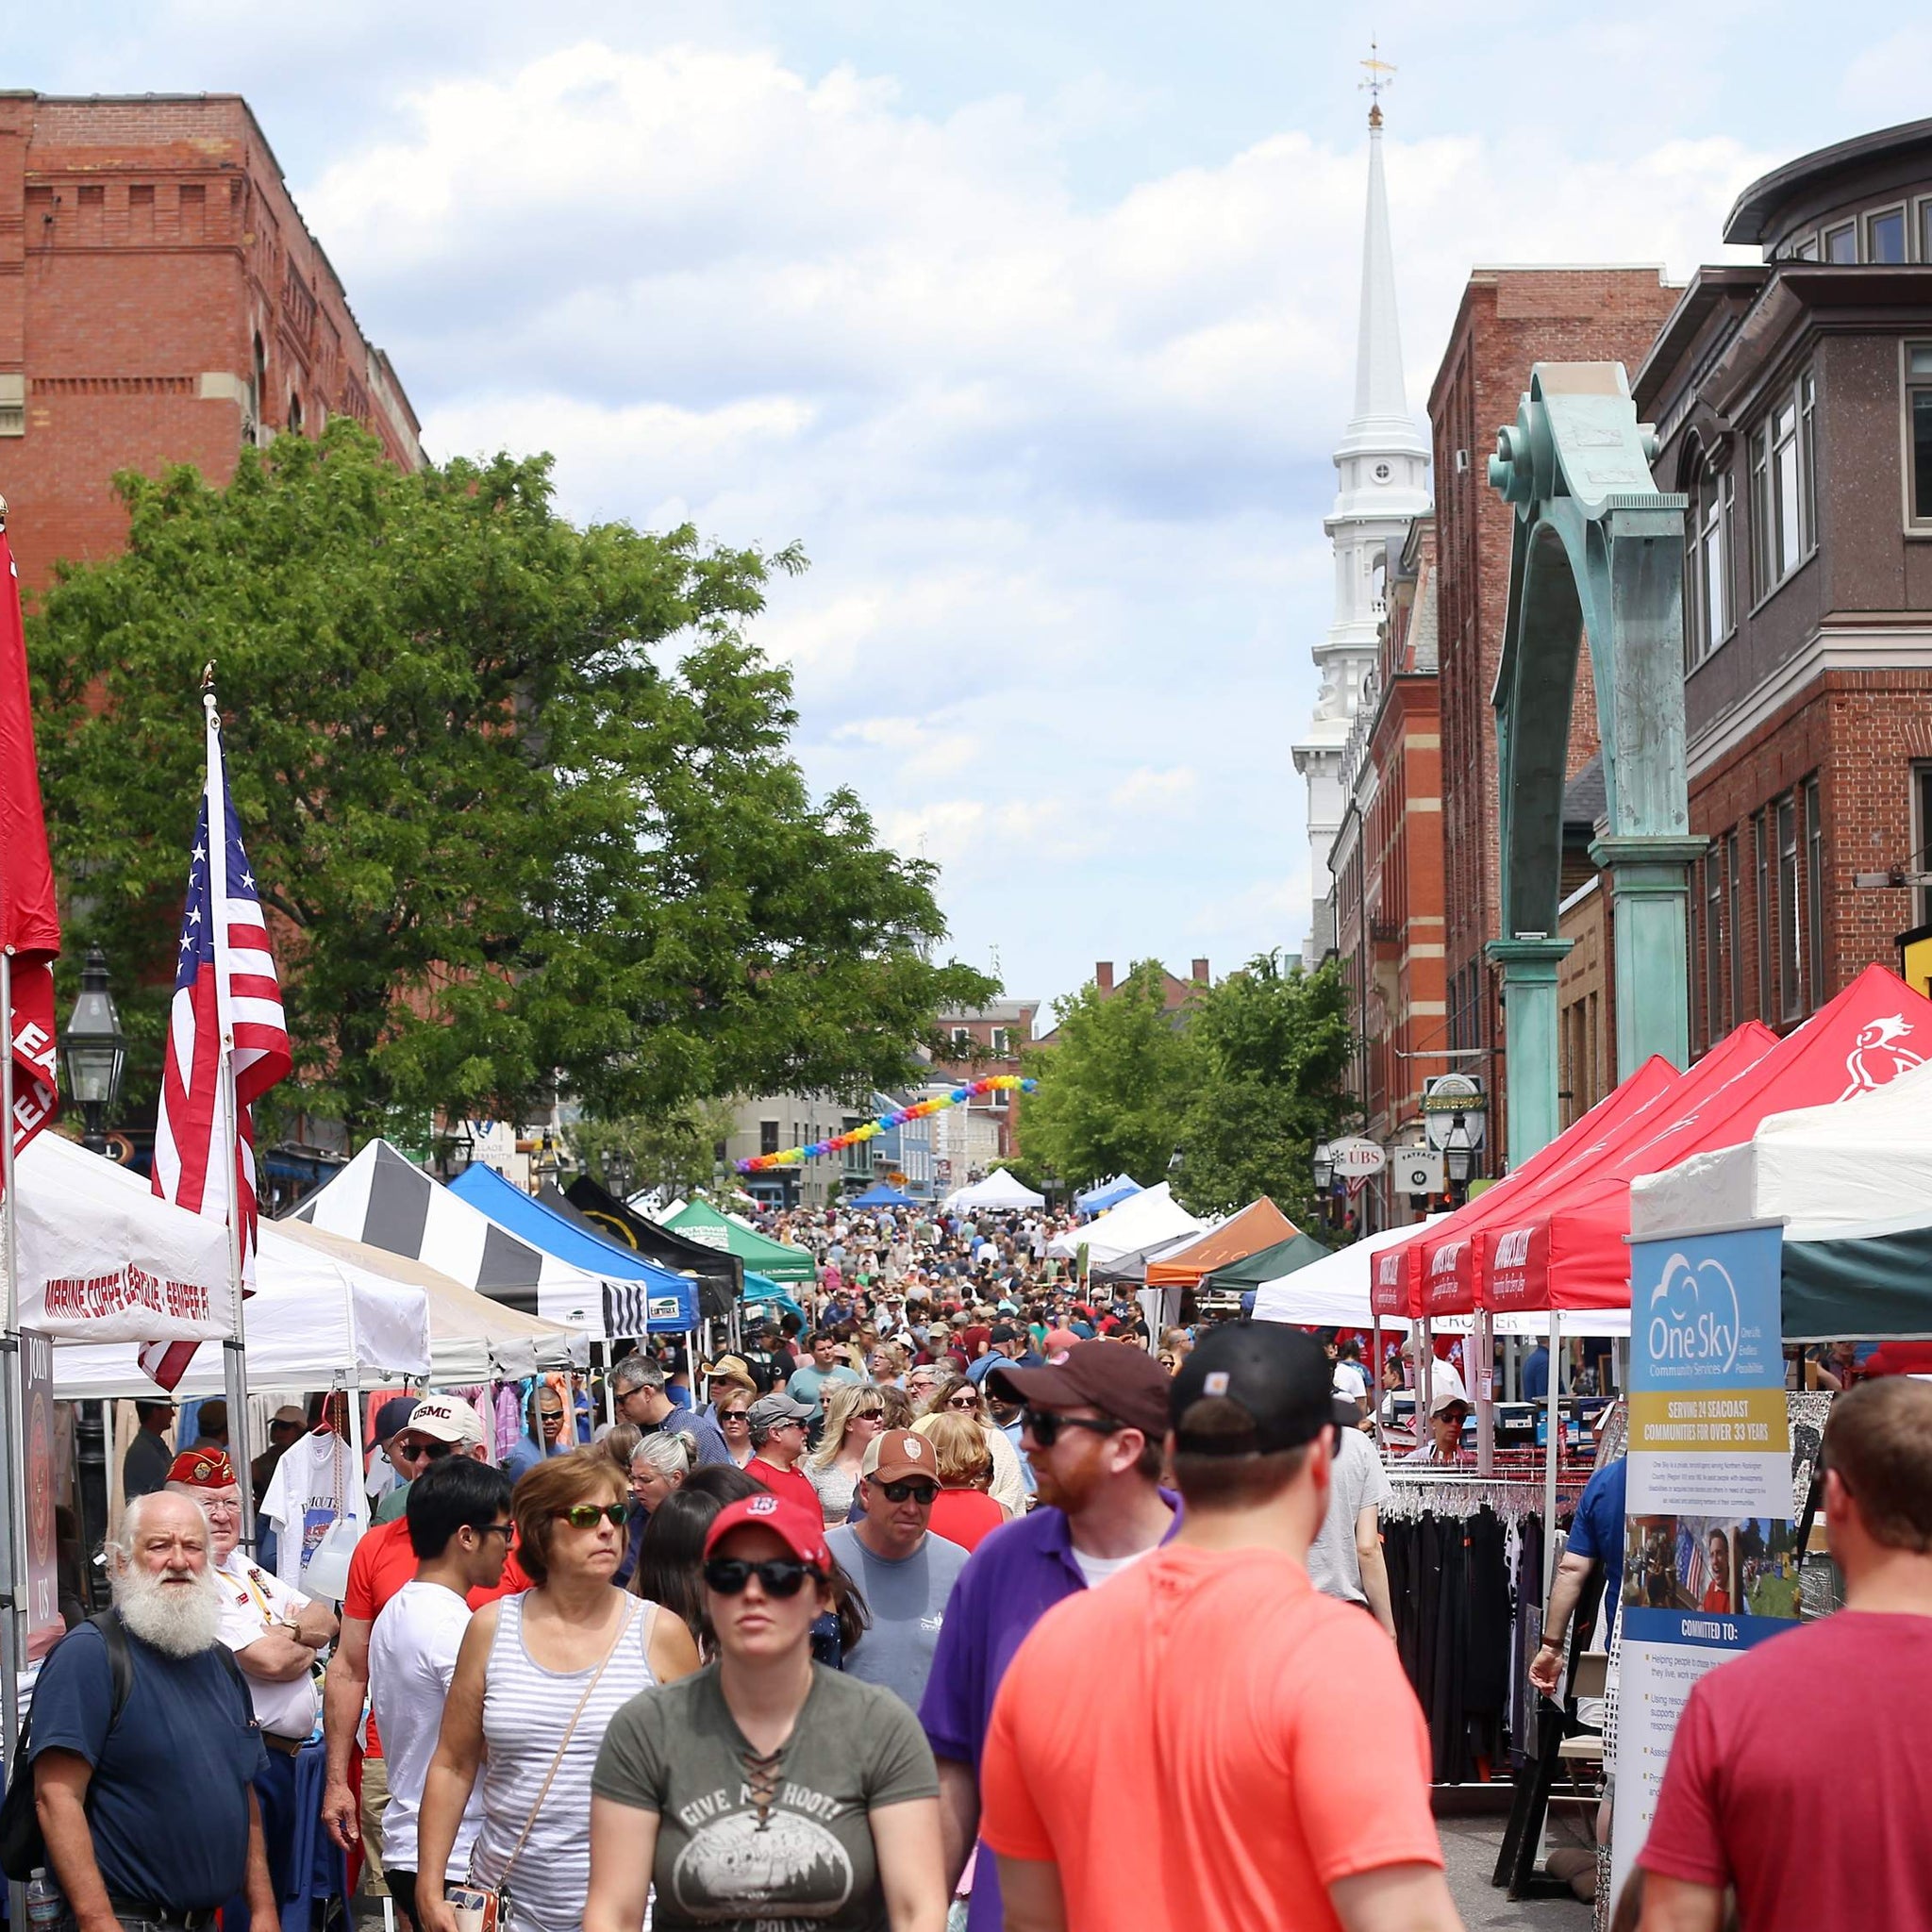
[826,1430,970,1710]
[919,1340,1177,1932]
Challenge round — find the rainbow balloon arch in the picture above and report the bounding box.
[735,1074,1038,1174]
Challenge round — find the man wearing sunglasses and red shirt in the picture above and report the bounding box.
[827,1431,971,1710]
[919,1341,1177,1932]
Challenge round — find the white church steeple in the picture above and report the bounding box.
[1292,48,1430,963]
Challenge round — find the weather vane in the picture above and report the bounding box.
[1359,36,1395,129]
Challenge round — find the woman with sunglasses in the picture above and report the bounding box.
[806,1382,888,1525]
[708,1386,758,1467]
[414,1450,700,1932]
[587,1494,946,1932]
[917,1377,1029,1517]
[915,1412,1010,1553]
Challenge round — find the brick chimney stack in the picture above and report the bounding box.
[1095,961,1114,993]
[1191,958,1210,984]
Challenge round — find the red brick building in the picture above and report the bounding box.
[1428,267,1682,1164]
[0,92,421,592]
[1329,515,1444,1228]
[1637,117,1932,1050]
[930,998,1041,1166]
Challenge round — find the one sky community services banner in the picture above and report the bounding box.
[1609,1223,1801,1906]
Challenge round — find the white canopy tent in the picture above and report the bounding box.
[275,1220,588,1380]
[1251,1219,1630,1336]
[14,1132,230,1344]
[1047,1181,1205,1268]
[1632,1055,1932,1241]
[944,1169,1045,1212]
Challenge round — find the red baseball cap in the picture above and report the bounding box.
[703,1493,831,1570]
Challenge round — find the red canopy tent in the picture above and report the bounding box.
[1484,964,1932,1314]
[1388,1054,1687,1323]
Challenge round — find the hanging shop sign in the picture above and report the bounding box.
[1608,1220,1800,1907]
[1392,1146,1446,1195]
[1327,1136,1387,1197]
[1423,1074,1487,1151]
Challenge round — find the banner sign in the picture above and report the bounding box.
[22,1329,62,1661]
[1609,1222,1800,1908]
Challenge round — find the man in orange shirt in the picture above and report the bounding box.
[980,1323,1458,1932]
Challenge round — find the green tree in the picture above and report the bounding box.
[567,1100,740,1200]
[1017,960,1201,1189]
[32,422,995,1143]
[1174,953,1355,1221]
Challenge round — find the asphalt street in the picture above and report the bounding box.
[1440,1818,1594,1929]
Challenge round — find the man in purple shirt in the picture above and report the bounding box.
[919,1339,1179,1932]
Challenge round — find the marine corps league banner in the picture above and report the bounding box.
[1608,1222,1800,1907]
[21,1329,62,1661]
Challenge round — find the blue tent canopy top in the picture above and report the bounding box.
[848,1183,919,1208]
[1076,1174,1143,1215]
[450,1163,698,1333]
[741,1270,807,1326]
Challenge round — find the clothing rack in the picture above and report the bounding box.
[1382,1471,1589,1524]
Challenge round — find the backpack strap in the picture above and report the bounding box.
[90,1610,135,1728]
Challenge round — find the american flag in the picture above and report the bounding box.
[142,710,291,1390]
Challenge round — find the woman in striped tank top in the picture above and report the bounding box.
[415,1450,701,1932]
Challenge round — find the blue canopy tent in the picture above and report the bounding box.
[848,1183,918,1208]
[450,1164,698,1334]
[1076,1174,1143,1216]
[741,1270,808,1327]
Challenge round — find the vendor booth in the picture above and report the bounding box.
[1046,1181,1204,1269]
[1145,1196,1297,1288]
[942,1168,1045,1212]
[1074,1174,1141,1216]
[558,1177,742,1319]
[658,1195,817,1286]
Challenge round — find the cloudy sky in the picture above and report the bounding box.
[10,5,1926,1024]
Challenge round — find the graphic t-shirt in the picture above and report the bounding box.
[259,1431,351,1591]
[824,1525,970,1710]
[591,1662,938,1932]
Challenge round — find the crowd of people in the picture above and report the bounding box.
[25,1196,1932,1932]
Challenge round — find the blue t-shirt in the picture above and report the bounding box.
[29,1620,268,1910]
[1562,1456,1628,1633]
[1522,1344,1552,1401]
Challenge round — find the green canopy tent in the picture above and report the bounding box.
[1199,1230,1336,1297]
[662,1197,818,1286]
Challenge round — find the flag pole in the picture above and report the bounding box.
[204,683,256,1533]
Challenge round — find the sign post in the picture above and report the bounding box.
[1607,1221,1800,1908]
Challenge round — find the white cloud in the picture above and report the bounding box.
[286,36,1785,1007]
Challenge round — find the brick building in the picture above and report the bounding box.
[928,998,1040,1172]
[0,92,421,592]
[1329,513,1444,1228]
[1428,267,1682,1165]
[1636,116,1932,1050]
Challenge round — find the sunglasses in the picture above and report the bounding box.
[947,1394,982,1410]
[405,1440,456,1461]
[704,1557,822,1598]
[878,1479,939,1505]
[555,1502,628,1529]
[1023,1407,1124,1448]
[538,1409,567,1425]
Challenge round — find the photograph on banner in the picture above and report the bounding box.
[1623,1513,1802,1621]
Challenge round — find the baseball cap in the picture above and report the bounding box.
[374,1397,418,1442]
[989,1323,1020,1345]
[403,1396,487,1449]
[1170,1323,1335,1457]
[747,1391,814,1430]
[703,1492,831,1569]
[270,1405,306,1429]
[986,1338,1171,1440]
[861,1428,939,1486]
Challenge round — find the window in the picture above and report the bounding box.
[950,1025,972,1049]
[1726,830,1744,1028]
[1868,208,1907,264]
[1688,462,1730,663]
[1755,813,1772,1019]
[1805,779,1825,1008]
[1916,765,1932,929]
[758,1120,779,1156]
[1776,795,1801,1021]
[1923,200,1932,268]
[990,1027,1011,1056]
[1792,232,1820,261]
[1907,345,1932,526]
[987,1086,1009,1110]
[1824,223,1857,263]
[1751,372,1816,597]
[1705,848,1725,1043]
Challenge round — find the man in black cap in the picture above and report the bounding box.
[919,1339,1177,1932]
[966,1322,1039,1388]
[978,1323,1456,1932]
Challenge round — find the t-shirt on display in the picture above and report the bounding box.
[981,1545,1441,1930]
[1306,1426,1393,1608]
[259,1430,353,1590]
[591,1662,938,1932]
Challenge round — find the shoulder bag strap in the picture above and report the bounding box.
[494,1597,639,1890]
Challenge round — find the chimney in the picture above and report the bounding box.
[1191,958,1209,985]
[1095,961,1113,993]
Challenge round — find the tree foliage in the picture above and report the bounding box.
[31,422,995,1143]
[1017,960,1202,1189]
[566,1099,741,1201]
[1017,952,1354,1224]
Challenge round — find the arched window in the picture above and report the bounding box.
[288,391,303,435]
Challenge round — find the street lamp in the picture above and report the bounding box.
[1167,1145,1184,1173]
[1312,1142,1335,1192]
[60,947,127,1158]
[606,1146,636,1200]
[1443,1114,1474,1208]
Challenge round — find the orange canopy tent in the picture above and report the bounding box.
[1145,1197,1299,1288]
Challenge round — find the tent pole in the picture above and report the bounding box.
[1475,1307,1495,1476]
[343,1372,367,1530]
[1420,1319,1433,1457]
[1371,1314,1384,1451]
[1,951,24,1932]
[1541,1309,1561,1598]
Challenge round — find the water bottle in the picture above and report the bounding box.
[26,1869,62,1932]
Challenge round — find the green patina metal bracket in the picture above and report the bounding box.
[1485,363,1702,1170]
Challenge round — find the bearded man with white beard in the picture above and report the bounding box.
[29,1491,279,1932]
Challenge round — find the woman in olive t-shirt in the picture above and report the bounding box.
[585,1493,944,1932]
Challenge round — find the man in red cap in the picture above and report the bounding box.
[170,1448,338,1924]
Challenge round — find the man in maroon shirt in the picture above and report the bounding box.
[1638,1377,1932,1931]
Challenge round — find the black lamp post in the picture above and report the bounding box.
[606,1146,636,1200]
[60,946,127,1158]
[1443,1114,1474,1208]
[1312,1143,1336,1227]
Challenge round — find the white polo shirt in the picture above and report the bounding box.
[215,1547,321,1741]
